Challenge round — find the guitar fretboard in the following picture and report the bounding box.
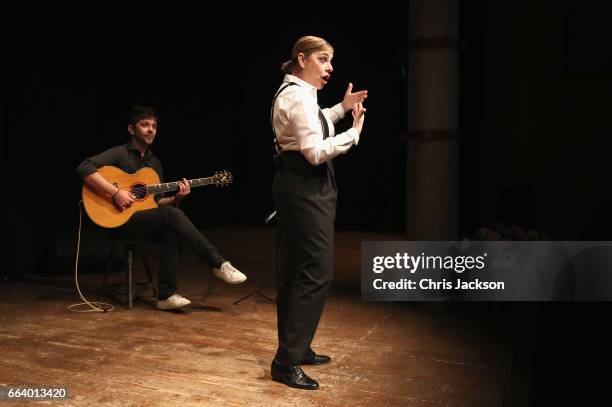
[146,177,214,195]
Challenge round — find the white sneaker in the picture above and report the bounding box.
[213,261,247,284]
[157,293,191,310]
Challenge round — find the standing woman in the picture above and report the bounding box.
[271,35,367,390]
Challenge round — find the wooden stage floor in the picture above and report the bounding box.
[0,227,514,406]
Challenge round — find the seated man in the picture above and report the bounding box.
[76,106,246,309]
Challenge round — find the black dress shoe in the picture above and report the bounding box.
[271,359,319,390]
[300,353,331,365]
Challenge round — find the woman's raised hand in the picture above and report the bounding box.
[342,83,368,112]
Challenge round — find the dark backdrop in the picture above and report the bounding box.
[2,2,410,244]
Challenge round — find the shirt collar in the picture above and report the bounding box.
[126,138,154,159]
[284,74,317,100]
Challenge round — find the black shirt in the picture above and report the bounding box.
[76,139,165,202]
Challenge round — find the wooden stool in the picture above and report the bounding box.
[102,240,157,309]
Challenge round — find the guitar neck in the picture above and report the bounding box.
[147,177,215,195]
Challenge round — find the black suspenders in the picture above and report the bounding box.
[271,82,300,157]
[271,81,331,159]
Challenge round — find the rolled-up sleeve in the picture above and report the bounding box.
[76,146,122,179]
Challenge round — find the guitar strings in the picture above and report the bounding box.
[122,181,220,195]
[112,173,231,196]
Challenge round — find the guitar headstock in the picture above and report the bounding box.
[213,170,233,187]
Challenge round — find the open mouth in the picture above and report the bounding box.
[321,74,331,84]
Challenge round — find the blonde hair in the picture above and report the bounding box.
[281,36,334,74]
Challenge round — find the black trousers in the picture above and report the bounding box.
[272,153,337,365]
[112,205,225,300]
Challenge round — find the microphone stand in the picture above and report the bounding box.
[232,211,277,305]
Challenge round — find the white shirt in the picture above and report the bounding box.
[273,74,360,165]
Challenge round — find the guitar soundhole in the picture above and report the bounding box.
[130,183,148,200]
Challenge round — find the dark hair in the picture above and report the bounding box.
[127,106,159,125]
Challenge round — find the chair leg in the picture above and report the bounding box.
[140,244,158,298]
[104,242,154,309]
[127,247,133,309]
[103,244,116,290]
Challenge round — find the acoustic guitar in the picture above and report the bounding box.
[82,166,232,228]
